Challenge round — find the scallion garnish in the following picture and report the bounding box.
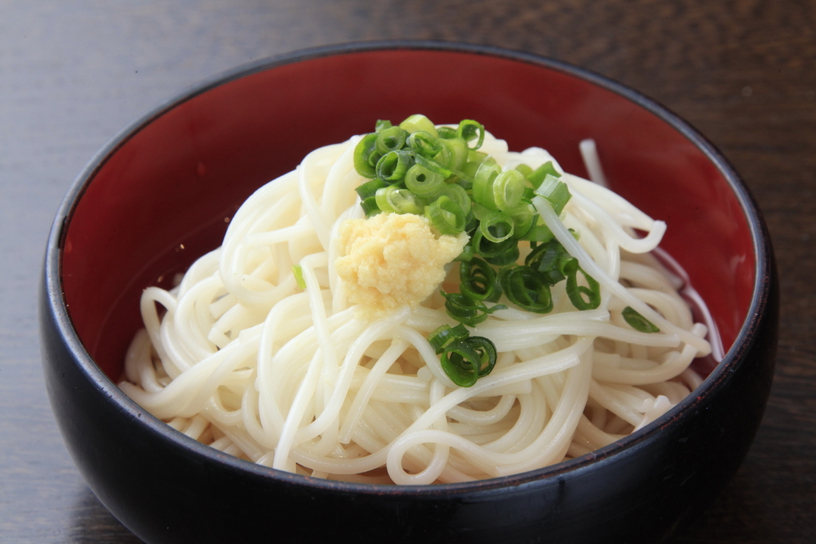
[441,136,469,171]
[439,184,472,218]
[428,323,470,353]
[376,150,413,182]
[459,257,499,301]
[429,325,497,388]
[375,126,409,155]
[399,114,438,136]
[525,239,570,285]
[622,306,660,333]
[360,196,380,217]
[440,291,505,327]
[563,259,601,310]
[353,132,380,179]
[456,119,485,150]
[425,195,467,235]
[375,186,425,215]
[535,174,572,215]
[497,265,553,314]
[355,178,387,200]
[478,211,515,243]
[408,131,444,159]
[405,163,446,198]
[491,169,526,211]
[503,204,536,239]
[439,343,482,388]
[414,154,454,179]
[352,115,605,387]
[526,160,560,188]
[375,119,393,132]
[293,265,306,290]
[463,336,497,377]
[472,159,502,210]
[471,228,519,266]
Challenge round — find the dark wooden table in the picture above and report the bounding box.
[2,1,813,542]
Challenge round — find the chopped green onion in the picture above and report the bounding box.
[425,195,466,235]
[375,126,409,155]
[375,119,393,132]
[376,150,413,182]
[563,259,601,310]
[471,228,519,266]
[439,183,472,218]
[535,174,572,215]
[399,114,438,137]
[503,204,536,239]
[441,291,505,327]
[436,126,457,139]
[514,163,533,178]
[465,336,498,377]
[482,247,520,267]
[405,164,446,198]
[622,306,660,332]
[440,342,481,387]
[527,161,560,188]
[414,154,454,178]
[353,133,380,178]
[525,239,568,284]
[519,221,554,243]
[479,211,515,243]
[472,159,502,210]
[375,186,425,215]
[360,196,380,216]
[459,257,498,301]
[454,243,474,263]
[461,150,488,180]
[470,201,492,222]
[292,265,306,289]
[439,336,497,387]
[428,323,470,354]
[408,131,444,159]
[456,119,485,150]
[497,265,554,314]
[355,178,387,200]
[441,137,469,172]
[352,116,606,386]
[492,169,526,211]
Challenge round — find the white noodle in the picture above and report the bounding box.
[120,129,714,484]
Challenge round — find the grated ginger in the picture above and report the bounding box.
[334,213,468,320]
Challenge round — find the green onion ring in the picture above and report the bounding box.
[497,265,554,314]
[353,132,380,178]
[405,163,446,198]
[425,195,466,235]
[622,306,660,333]
[428,323,470,354]
[479,210,515,243]
[376,150,413,182]
[375,186,425,215]
[563,258,601,310]
[456,119,485,150]
[459,257,497,301]
[440,342,481,387]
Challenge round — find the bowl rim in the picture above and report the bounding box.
[44,39,773,496]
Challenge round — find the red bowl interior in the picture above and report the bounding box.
[60,46,755,380]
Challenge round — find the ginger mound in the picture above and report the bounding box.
[335,213,468,320]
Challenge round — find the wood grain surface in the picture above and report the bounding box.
[1,1,813,542]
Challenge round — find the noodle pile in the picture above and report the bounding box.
[120,128,712,485]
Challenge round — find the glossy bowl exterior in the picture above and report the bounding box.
[40,42,777,544]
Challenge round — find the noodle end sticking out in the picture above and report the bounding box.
[335,212,468,320]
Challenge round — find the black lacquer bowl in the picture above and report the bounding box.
[40,42,777,544]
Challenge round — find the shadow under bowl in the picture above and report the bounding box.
[40,41,777,544]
